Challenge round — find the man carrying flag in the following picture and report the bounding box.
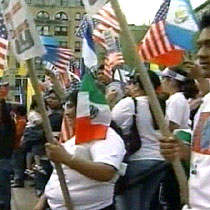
[35,72,125,210]
[160,11,210,210]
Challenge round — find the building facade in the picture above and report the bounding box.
[6,0,85,103]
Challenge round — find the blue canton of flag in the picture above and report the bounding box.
[0,12,8,71]
[41,36,74,71]
[76,15,98,69]
[153,0,171,23]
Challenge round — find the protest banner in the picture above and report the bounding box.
[0,0,46,61]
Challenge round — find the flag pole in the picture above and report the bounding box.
[110,0,189,205]
[26,59,74,210]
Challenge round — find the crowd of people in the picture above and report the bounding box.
[1,10,210,210]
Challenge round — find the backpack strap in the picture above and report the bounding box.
[132,97,138,114]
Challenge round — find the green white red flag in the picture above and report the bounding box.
[75,72,111,144]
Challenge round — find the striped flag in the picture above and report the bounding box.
[92,3,120,49]
[59,115,74,143]
[0,12,8,71]
[44,45,74,71]
[138,0,198,67]
[104,52,125,79]
[75,72,111,144]
[76,15,98,69]
[43,61,71,89]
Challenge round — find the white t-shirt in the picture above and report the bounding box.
[182,92,210,210]
[45,128,125,210]
[166,92,190,129]
[111,96,164,161]
[26,110,42,127]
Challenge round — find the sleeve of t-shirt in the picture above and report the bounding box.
[167,99,185,126]
[111,97,133,131]
[90,129,126,170]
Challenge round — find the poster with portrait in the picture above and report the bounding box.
[82,0,107,15]
[0,0,46,61]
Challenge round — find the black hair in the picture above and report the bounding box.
[199,11,210,31]
[170,67,199,99]
[16,105,27,116]
[30,96,38,110]
[98,64,104,70]
[130,71,165,130]
[132,70,161,91]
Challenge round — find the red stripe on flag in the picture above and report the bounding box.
[75,117,108,144]
[138,20,182,66]
[92,3,120,48]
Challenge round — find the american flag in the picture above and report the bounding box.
[0,13,8,71]
[104,52,125,79]
[76,15,98,38]
[138,0,177,63]
[92,3,120,49]
[44,45,74,72]
[59,115,74,143]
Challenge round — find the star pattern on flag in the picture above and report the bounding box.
[75,15,98,38]
[0,13,7,39]
[153,0,170,23]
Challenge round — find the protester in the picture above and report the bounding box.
[105,81,125,109]
[45,89,63,137]
[160,11,210,210]
[33,90,63,197]
[112,71,167,210]
[96,64,112,86]
[0,80,15,210]
[11,105,27,188]
[161,67,198,131]
[34,88,125,210]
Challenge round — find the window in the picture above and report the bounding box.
[36,25,50,35]
[75,0,83,6]
[60,41,68,48]
[36,11,50,20]
[75,25,79,34]
[60,0,68,6]
[15,61,20,69]
[15,95,21,103]
[25,0,31,4]
[54,26,68,36]
[75,12,81,21]
[35,0,45,4]
[15,78,22,87]
[75,41,81,52]
[35,57,43,69]
[55,12,68,21]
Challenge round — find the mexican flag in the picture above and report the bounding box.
[75,73,111,144]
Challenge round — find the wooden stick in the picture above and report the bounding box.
[26,59,74,210]
[110,0,189,205]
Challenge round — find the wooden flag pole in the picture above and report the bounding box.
[110,0,189,205]
[26,59,74,210]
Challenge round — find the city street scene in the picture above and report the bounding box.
[0,0,210,209]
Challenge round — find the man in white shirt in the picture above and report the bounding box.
[160,12,210,210]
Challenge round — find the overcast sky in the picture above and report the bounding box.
[119,0,206,25]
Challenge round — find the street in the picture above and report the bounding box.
[11,180,38,210]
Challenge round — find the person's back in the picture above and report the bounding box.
[0,82,15,210]
[0,99,15,159]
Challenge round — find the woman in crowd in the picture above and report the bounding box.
[161,67,198,131]
[160,67,198,209]
[112,71,167,210]
[34,87,125,210]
